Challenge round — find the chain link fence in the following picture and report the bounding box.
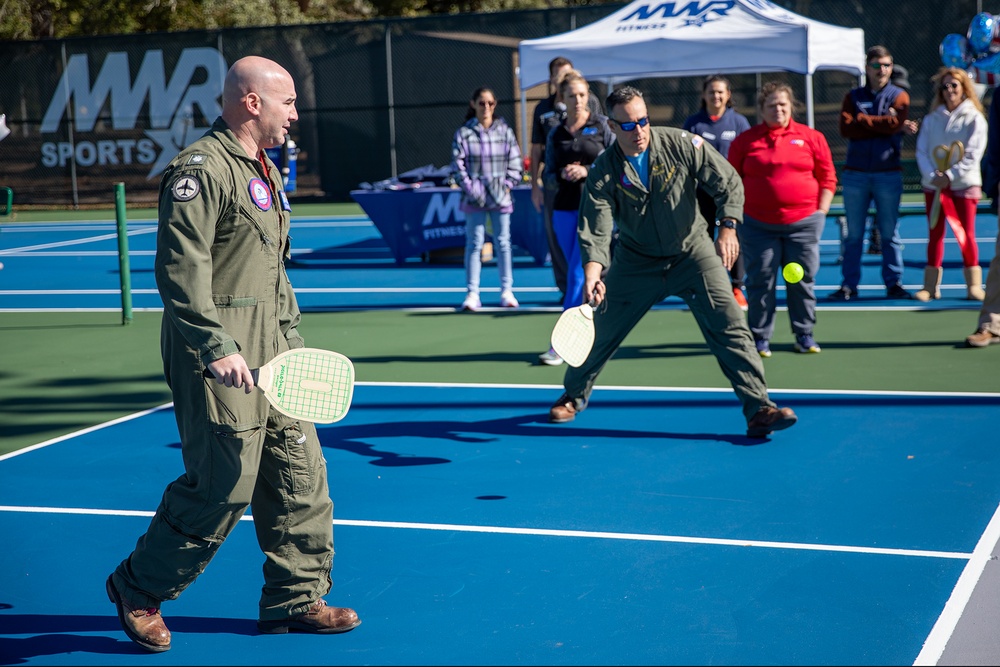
[0,0,990,207]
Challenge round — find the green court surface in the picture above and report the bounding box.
[1,307,991,457]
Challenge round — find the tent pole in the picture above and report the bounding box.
[520,87,528,161]
[805,73,815,128]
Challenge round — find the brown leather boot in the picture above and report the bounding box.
[913,266,942,302]
[106,575,171,652]
[747,406,798,438]
[258,599,361,634]
[966,327,1000,347]
[548,393,582,423]
[964,266,985,301]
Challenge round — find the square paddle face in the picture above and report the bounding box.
[550,304,595,368]
[260,348,355,424]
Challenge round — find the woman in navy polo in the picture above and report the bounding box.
[684,75,752,309]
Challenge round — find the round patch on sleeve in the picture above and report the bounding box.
[171,175,201,201]
[248,178,273,211]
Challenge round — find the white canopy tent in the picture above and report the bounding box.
[517,0,865,147]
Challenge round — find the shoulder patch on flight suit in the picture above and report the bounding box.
[186,154,208,166]
[279,190,291,212]
[171,174,201,201]
[691,135,704,149]
[248,178,273,211]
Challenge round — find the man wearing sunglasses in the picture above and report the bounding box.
[547,86,797,439]
[831,44,912,302]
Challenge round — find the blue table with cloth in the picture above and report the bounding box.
[350,184,548,266]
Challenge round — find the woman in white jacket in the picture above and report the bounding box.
[915,67,988,301]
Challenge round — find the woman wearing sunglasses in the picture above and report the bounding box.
[914,67,987,302]
[451,86,524,311]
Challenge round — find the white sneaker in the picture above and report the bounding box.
[499,291,519,308]
[538,347,563,366]
[461,293,481,312]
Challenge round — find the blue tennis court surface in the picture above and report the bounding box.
[3,383,1000,665]
[0,210,996,312]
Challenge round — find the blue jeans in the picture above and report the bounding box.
[464,210,513,294]
[741,211,824,342]
[840,170,904,290]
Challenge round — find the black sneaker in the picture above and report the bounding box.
[828,286,855,301]
[886,284,911,300]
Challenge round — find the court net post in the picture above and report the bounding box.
[114,182,133,325]
[0,187,12,217]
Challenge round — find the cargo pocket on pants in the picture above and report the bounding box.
[281,423,317,495]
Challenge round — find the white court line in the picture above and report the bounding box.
[0,251,158,257]
[0,224,155,232]
[0,226,156,255]
[0,504,972,561]
[914,501,1000,665]
[355,381,1000,398]
[293,286,559,294]
[0,307,164,313]
[0,215,374,234]
[0,403,171,463]
[0,288,160,295]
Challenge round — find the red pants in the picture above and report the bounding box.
[923,189,979,267]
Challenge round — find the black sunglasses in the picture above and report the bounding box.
[611,116,649,131]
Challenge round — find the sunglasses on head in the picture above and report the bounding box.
[868,62,892,70]
[477,100,497,108]
[941,82,961,91]
[612,116,649,131]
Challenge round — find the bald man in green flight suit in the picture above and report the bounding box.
[106,56,360,653]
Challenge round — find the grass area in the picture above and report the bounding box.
[1,307,992,457]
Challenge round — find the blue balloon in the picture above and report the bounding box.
[968,12,998,55]
[941,33,973,68]
[973,51,1000,74]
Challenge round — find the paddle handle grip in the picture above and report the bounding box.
[202,367,261,384]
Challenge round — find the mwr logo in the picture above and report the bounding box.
[617,1,734,31]
[40,48,227,179]
[420,192,467,241]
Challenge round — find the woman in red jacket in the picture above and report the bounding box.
[728,81,837,358]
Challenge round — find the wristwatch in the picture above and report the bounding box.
[717,218,737,229]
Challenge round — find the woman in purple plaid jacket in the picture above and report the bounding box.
[451,86,524,311]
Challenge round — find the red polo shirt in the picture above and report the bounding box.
[727,119,837,225]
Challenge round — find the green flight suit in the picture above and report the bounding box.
[112,118,336,623]
[565,126,777,422]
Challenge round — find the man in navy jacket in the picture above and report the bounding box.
[831,45,912,301]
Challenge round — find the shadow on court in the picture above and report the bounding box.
[317,406,778,459]
[0,614,258,664]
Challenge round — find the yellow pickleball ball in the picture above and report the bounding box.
[783,262,804,284]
